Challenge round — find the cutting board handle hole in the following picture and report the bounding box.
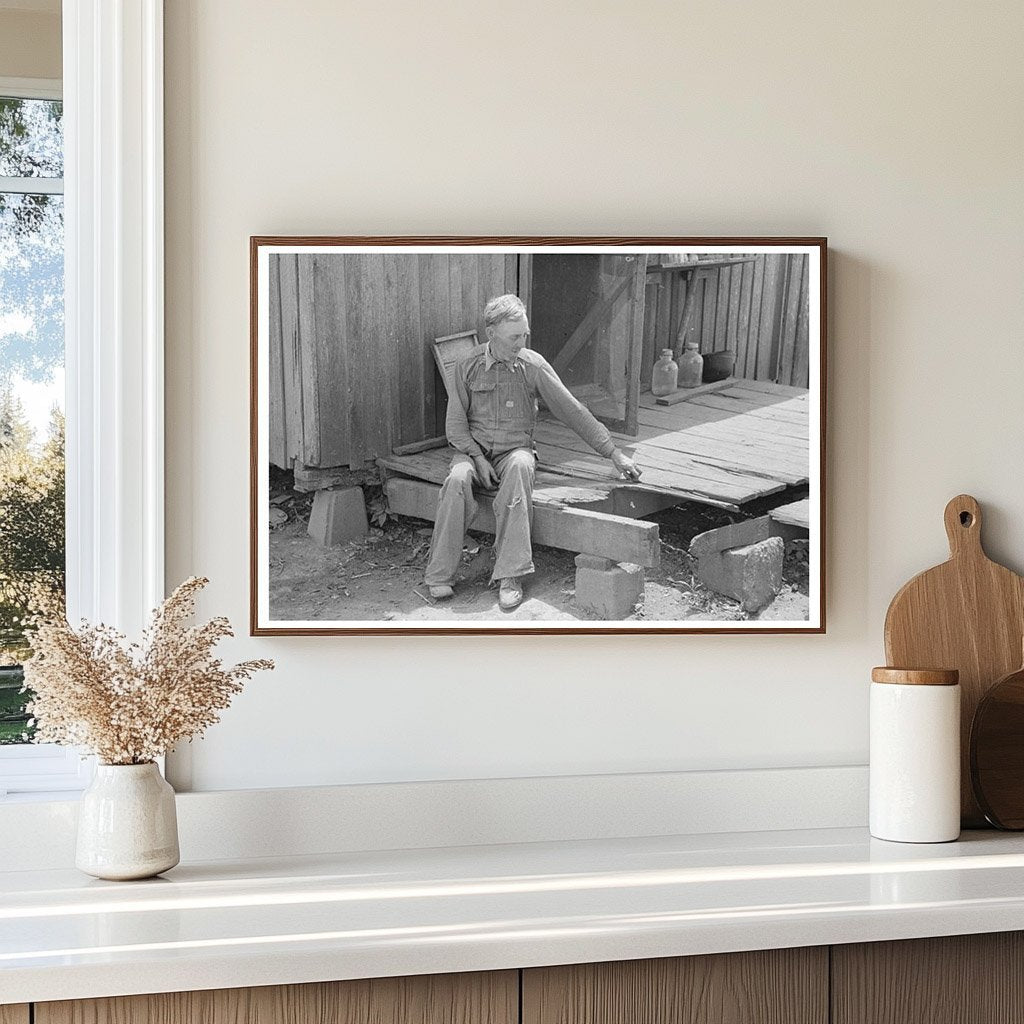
[944,495,982,554]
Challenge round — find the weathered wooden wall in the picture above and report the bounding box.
[642,253,811,389]
[269,251,811,473]
[269,253,518,471]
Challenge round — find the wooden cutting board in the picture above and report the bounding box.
[884,494,1024,827]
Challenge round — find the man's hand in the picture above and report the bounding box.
[611,448,641,481]
[473,455,499,490]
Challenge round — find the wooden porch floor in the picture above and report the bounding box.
[535,378,810,511]
[379,379,809,515]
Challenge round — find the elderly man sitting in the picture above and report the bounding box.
[424,293,640,611]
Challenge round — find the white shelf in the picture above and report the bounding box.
[5,826,1024,1004]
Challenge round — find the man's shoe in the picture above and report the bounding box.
[498,577,524,610]
[428,584,454,600]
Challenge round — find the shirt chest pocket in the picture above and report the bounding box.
[468,380,498,420]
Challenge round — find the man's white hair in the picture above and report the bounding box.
[483,294,527,328]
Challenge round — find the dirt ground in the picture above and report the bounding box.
[267,470,810,623]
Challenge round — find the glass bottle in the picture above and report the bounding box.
[651,349,678,396]
[678,339,704,388]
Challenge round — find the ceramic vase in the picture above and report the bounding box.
[76,762,180,880]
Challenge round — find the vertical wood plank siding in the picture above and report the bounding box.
[267,256,286,467]
[270,253,515,470]
[267,252,808,471]
[648,254,809,391]
[310,256,351,466]
[277,254,304,468]
[296,257,321,466]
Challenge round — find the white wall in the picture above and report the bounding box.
[164,1,1024,792]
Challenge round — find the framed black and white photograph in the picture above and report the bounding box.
[250,237,826,635]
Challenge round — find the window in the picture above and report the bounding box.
[0,79,78,792]
[0,79,86,795]
[0,6,166,799]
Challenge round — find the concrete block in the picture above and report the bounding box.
[575,558,645,620]
[696,536,784,613]
[307,486,368,546]
[574,554,616,571]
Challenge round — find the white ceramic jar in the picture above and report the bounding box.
[76,762,180,880]
[870,667,961,843]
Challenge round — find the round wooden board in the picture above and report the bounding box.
[971,664,1024,829]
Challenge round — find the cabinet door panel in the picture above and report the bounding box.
[832,932,1024,1024]
[0,1007,30,1024]
[36,970,517,1024]
[523,948,827,1024]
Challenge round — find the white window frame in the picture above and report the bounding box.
[0,1,164,797]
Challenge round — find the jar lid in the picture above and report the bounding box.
[871,667,959,686]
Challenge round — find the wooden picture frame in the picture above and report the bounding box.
[251,237,827,635]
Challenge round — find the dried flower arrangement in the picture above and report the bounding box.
[22,576,273,765]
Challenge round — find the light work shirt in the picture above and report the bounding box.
[445,343,617,460]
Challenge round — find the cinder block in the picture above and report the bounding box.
[696,536,784,613]
[575,557,644,619]
[307,486,368,546]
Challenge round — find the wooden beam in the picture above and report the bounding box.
[654,377,737,406]
[391,435,449,457]
[647,257,758,273]
[673,271,700,358]
[385,477,660,568]
[622,254,647,436]
[378,452,621,509]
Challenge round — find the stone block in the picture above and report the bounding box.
[696,536,784,613]
[575,557,645,620]
[307,486,368,547]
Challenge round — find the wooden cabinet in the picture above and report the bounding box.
[832,932,1024,1024]
[522,948,828,1024]
[34,972,517,1024]
[13,933,1024,1024]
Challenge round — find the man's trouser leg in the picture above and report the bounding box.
[491,447,536,582]
[423,454,478,586]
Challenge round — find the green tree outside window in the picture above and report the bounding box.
[0,95,65,743]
